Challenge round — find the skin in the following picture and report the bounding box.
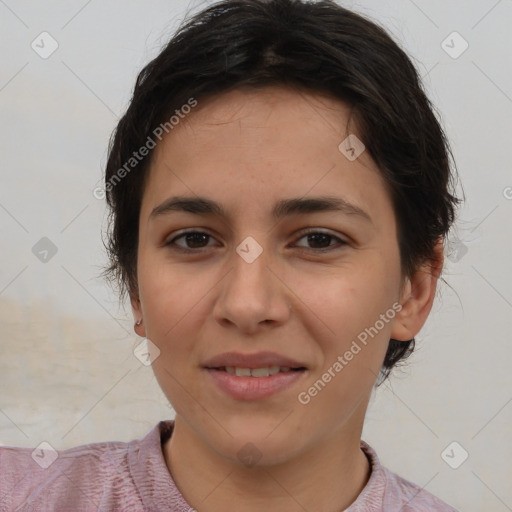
[131,85,443,512]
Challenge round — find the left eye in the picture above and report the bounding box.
[294,230,346,251]
[166,230,346,252]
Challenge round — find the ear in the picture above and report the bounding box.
[130,289,146,337]
[391,240,444,341]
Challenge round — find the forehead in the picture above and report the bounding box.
[173,85,356,146]
[140,85,393,229]
[152,86,360,168]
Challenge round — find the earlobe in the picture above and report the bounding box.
[130,292,146,337]
[134,317,145,337]
[391,241,444,342]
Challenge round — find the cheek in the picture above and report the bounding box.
[292,259,399,336]
[295,271,396,417]
[138,246,198,319]
[294,264,400,404]
[137,255,196,352]
[137,260,205,413]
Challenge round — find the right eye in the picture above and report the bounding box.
[165,230,218,252]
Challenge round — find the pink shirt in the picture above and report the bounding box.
[0,420,457,511]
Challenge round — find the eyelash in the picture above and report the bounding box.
[165,229,347,253]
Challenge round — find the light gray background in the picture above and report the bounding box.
[1,1,511,510]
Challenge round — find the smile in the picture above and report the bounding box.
[205,366,307,400]
[213,366,304,377]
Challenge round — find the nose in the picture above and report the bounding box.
[213,245,292,334]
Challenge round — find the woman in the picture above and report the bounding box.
[0,0,460,510]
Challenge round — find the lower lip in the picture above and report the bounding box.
[205,368,306,400]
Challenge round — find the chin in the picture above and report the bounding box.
[207,417,304,467]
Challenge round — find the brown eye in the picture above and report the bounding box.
[167,231,216,251]
[294,230,347,251]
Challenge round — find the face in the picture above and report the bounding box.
[132,86,417,466]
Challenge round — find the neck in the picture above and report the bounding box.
[163,413,371,512]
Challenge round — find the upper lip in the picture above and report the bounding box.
[203,351,307,369]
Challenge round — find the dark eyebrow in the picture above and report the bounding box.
[149,195,372,223]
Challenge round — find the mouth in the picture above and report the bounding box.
[204,365,307,400]
[206,366,307,377]
[202,351,308,400]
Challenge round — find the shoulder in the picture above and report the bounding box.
[0,424,161,511]
[354,441,459,512]
[379,465,458,511]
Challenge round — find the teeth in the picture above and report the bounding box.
[235,367,251,377]
[225,366,294,377]
[268,365,281,375]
